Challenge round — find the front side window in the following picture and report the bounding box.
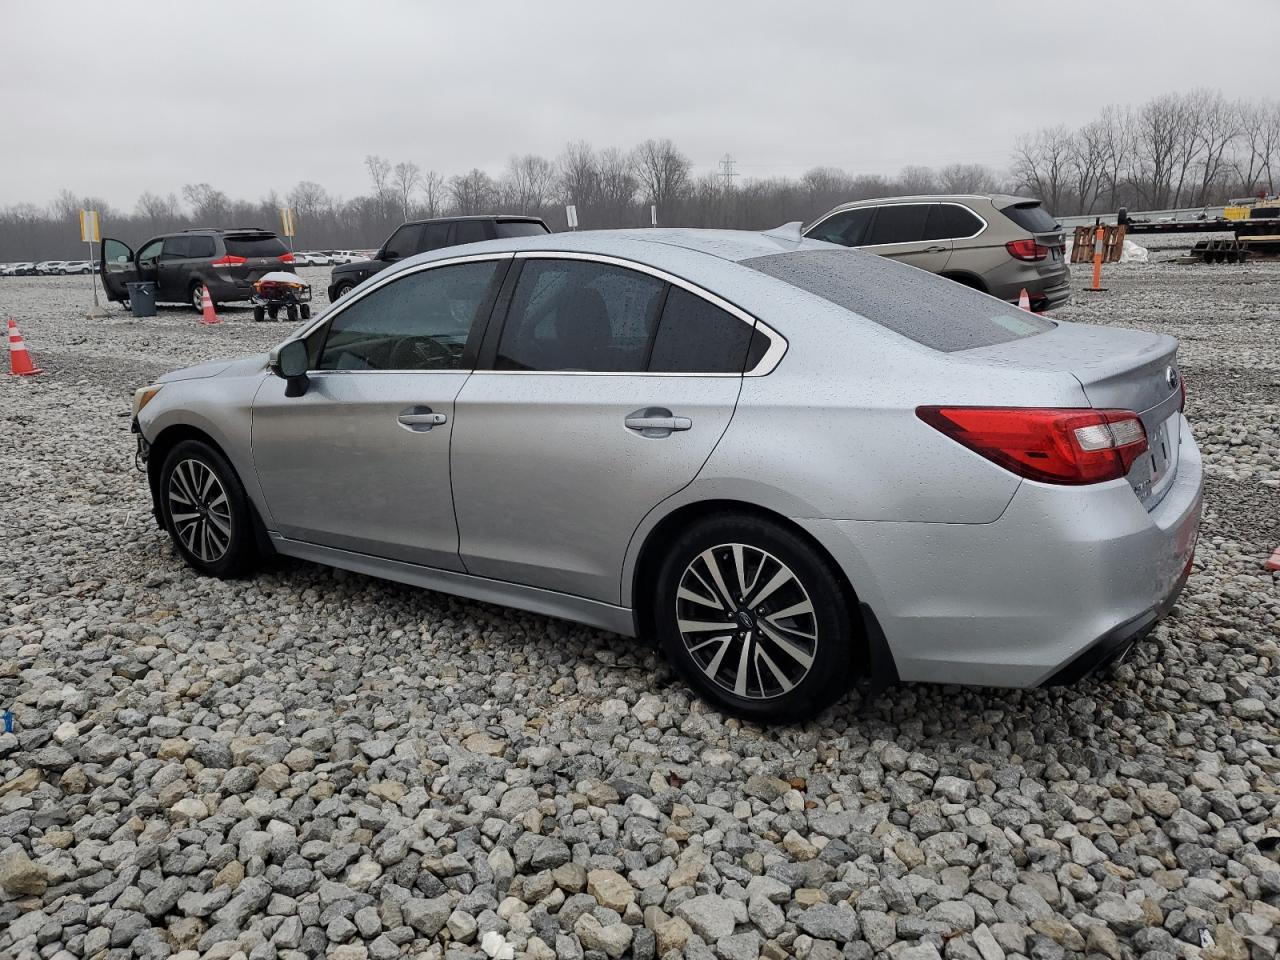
[318,260,501,371]
[495,259,666,372]
[382,224,422,260]
[865,204,931,246]
[138,239,164,265]
[648,286,757,373]
[806,208,873,247]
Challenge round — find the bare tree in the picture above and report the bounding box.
[938,163,997,194]
[288,181,331,221]
[504,154,557,211]
[596,147,637,225]
[1011,128,1072,211]
[135,191,181,226]
[182,183,230,222]
[631,138,691,218]
[449,169,497,215]
[895,165,938,195]
[1191,92,1241,205]
[419,171,446,218]
[392,161,422,219]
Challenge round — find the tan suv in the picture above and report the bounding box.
[804,194,1070,310]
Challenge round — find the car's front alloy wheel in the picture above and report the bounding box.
[159,439,257,578]
[655,514,857,722]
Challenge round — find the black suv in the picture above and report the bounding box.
[99,228,295,312]
[327,215,550,300]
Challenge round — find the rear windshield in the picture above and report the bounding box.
[744,250,1054,353]
[1000,202,1059,234]
[224,234,288,258]
[494,221,550,238]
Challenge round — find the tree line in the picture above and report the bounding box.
[3,88,1277,261]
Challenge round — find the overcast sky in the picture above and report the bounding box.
[4,0,1277,210]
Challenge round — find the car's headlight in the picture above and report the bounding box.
[132,385,163,417]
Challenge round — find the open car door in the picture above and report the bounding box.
[99,237,137,303]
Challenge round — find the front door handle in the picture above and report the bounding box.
[923,245,948,253]
[625,407,692,438]
[397,406,447,432]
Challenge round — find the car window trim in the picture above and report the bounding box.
[288,252,516,375]
[472,250,787,378]
[807,201,988,248]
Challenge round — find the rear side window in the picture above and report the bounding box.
[161,236,188,260]
[420,222,450,251]
[744,250,1054,353]
[649,287,754,373]
[924,204,984,241]
[224,234,288,258]
[806,208,873,247]
[865,204,931,245]
[1000,202,1059,233]
[188,235,215,259]
[494,221,549,239]
[453,220,488,245]
[495,259,665,372]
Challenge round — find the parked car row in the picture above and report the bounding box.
[1,259,98,276]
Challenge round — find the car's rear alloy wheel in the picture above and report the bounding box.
[676,544,817,699]
[191,284,207,313]
[159,440,257,578]
[655,514,857,722]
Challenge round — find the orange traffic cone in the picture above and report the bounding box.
[7,318,43,376]
[199,286,220,325]
[1017,288,1032,312]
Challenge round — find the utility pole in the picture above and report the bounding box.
[719,153,738,191]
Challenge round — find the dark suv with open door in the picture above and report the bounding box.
[100,228,295,312]
[327,215,550,301]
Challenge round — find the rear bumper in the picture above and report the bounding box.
[984,259,1072,309]
[797,414,1203,688]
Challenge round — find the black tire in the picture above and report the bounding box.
[190,283,208,313]
[300,305,311,320]
[653,513,858,723]
[253,306,266,322]
[158,439,258,579]
[286,304,299,322]
[267,305,279,320]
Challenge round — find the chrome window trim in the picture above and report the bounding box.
[492,250,787,377]
[806,200,988,248]
[277,248,788,378]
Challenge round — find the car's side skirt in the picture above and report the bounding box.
[268,534,638,638]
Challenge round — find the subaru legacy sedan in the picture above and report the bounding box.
[131,228,1202,722]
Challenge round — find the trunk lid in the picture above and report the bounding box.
[963,320,1183,507]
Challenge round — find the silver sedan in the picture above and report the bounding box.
[131,228,1202,721]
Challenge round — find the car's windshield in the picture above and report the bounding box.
[744,249,1054,352]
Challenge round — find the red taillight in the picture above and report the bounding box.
[210,255,247,266]
[1005,238,1049,261]
[917,406,1149,485]
[278,252,294,263]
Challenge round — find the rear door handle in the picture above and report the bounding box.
[923,245,948,253]
[397,406,447,432]
[625,407,692,438]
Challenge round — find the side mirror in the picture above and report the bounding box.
[274,340,310,397]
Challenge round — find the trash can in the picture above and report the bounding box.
[126,281,157,317]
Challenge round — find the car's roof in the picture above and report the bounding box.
[405,214,548,225]
[406,227,835,265]
[820,193,1039,214]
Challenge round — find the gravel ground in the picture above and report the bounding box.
[1,261,1278,960]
